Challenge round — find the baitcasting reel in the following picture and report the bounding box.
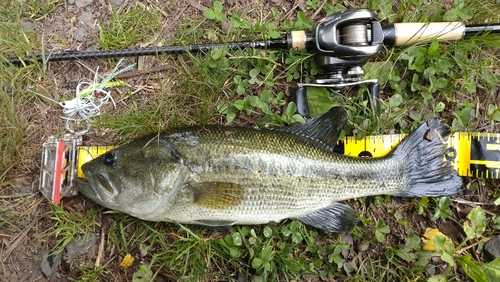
[290,9,384,116]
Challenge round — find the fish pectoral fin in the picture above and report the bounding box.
[294,203,359,233]
[188,182,244,210]
[192,220,236,232]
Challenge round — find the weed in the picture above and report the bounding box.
[203,1,227,23]
[375,219,390,243]
[38,204,100,253]
[431,197,453,221]
[430,207,499,280]
[74,265,107,282]
[98,4,162,50]
[24,0,61,20]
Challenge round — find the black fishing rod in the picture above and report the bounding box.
[7,9,500,65]
[6,9,500,114]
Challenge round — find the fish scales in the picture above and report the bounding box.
[92,126,402,222]
[76,107,462,232]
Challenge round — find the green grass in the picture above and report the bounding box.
[1,0,500,281]
[38,203,101,254]
[0,1,41,183]
[98,3,162,50]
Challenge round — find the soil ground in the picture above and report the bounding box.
[1,0,498,281]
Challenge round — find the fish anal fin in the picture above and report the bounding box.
[192,220,235,232]
[295,203,359,233]
[189,182,244,210]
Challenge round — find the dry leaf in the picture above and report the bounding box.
[120,254,135,269]
[421,228,451,251]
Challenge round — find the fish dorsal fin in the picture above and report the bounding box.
[188,182,245,210]
[294,202,359,233]
[278,106,347,146]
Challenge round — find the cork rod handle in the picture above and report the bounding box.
[392,22,466,46]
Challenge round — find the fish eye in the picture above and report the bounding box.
[103,152,117,166]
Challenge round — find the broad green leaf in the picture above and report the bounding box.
[216,13,227,22]
[435,77,448,89]
[416,250,435,267]
[483,258,500,280]
[435,102,445,112]
[427,274,448,282]
[260,90,271,103]
[252,257,263,269]
[456,254,487,282]
[453,106,472,128]
[440,251,455,266]
[284,102,297,118]
[269,30,281,39]
[458,8,473,20]
[418,196,429,215]
[232,232,242,246]
[292,231,303,244]
[394,248,417,263]
[411,74,422,91]
[233,100,245,110]
[281,226,291,237]
[443,9,459,21]
[226,112,236,123]
[304,87,335,117]
[432,197,452,220]
[263,227,272,238]
[260,245,273,261]
[132,265,154,282]
[236,84,245,95]
[490,111,500,122]
[290,114,306,124]
[389,93,403,107]
[203,9,216,20]
[213,1,224,13]
[211,48,224,60]
[241,21,253,29]
[249,68,259,78]
[464,206,486,239]
[364,61,392,84]
[428,40,440,56]
[405,230,421,251]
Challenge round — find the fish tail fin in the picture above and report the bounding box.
[391,119,462,197]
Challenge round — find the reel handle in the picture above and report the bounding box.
[294,86,310,117]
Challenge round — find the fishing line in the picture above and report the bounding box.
[28,56,135,135]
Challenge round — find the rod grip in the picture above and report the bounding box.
[391,22,465,46]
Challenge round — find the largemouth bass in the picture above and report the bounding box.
[75,107,462,232]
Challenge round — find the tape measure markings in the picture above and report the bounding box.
[75,132,500,179]
[77,146,116,178]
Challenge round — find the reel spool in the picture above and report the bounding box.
[340,24,370,45]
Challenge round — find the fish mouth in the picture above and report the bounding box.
[74,177,99,201]
[92,173,119,202]
[74,173,118,203]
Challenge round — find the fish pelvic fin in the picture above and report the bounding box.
[294,203,359,233]
[392,119,462,197]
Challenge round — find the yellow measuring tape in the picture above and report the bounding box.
[76,132,500,179]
